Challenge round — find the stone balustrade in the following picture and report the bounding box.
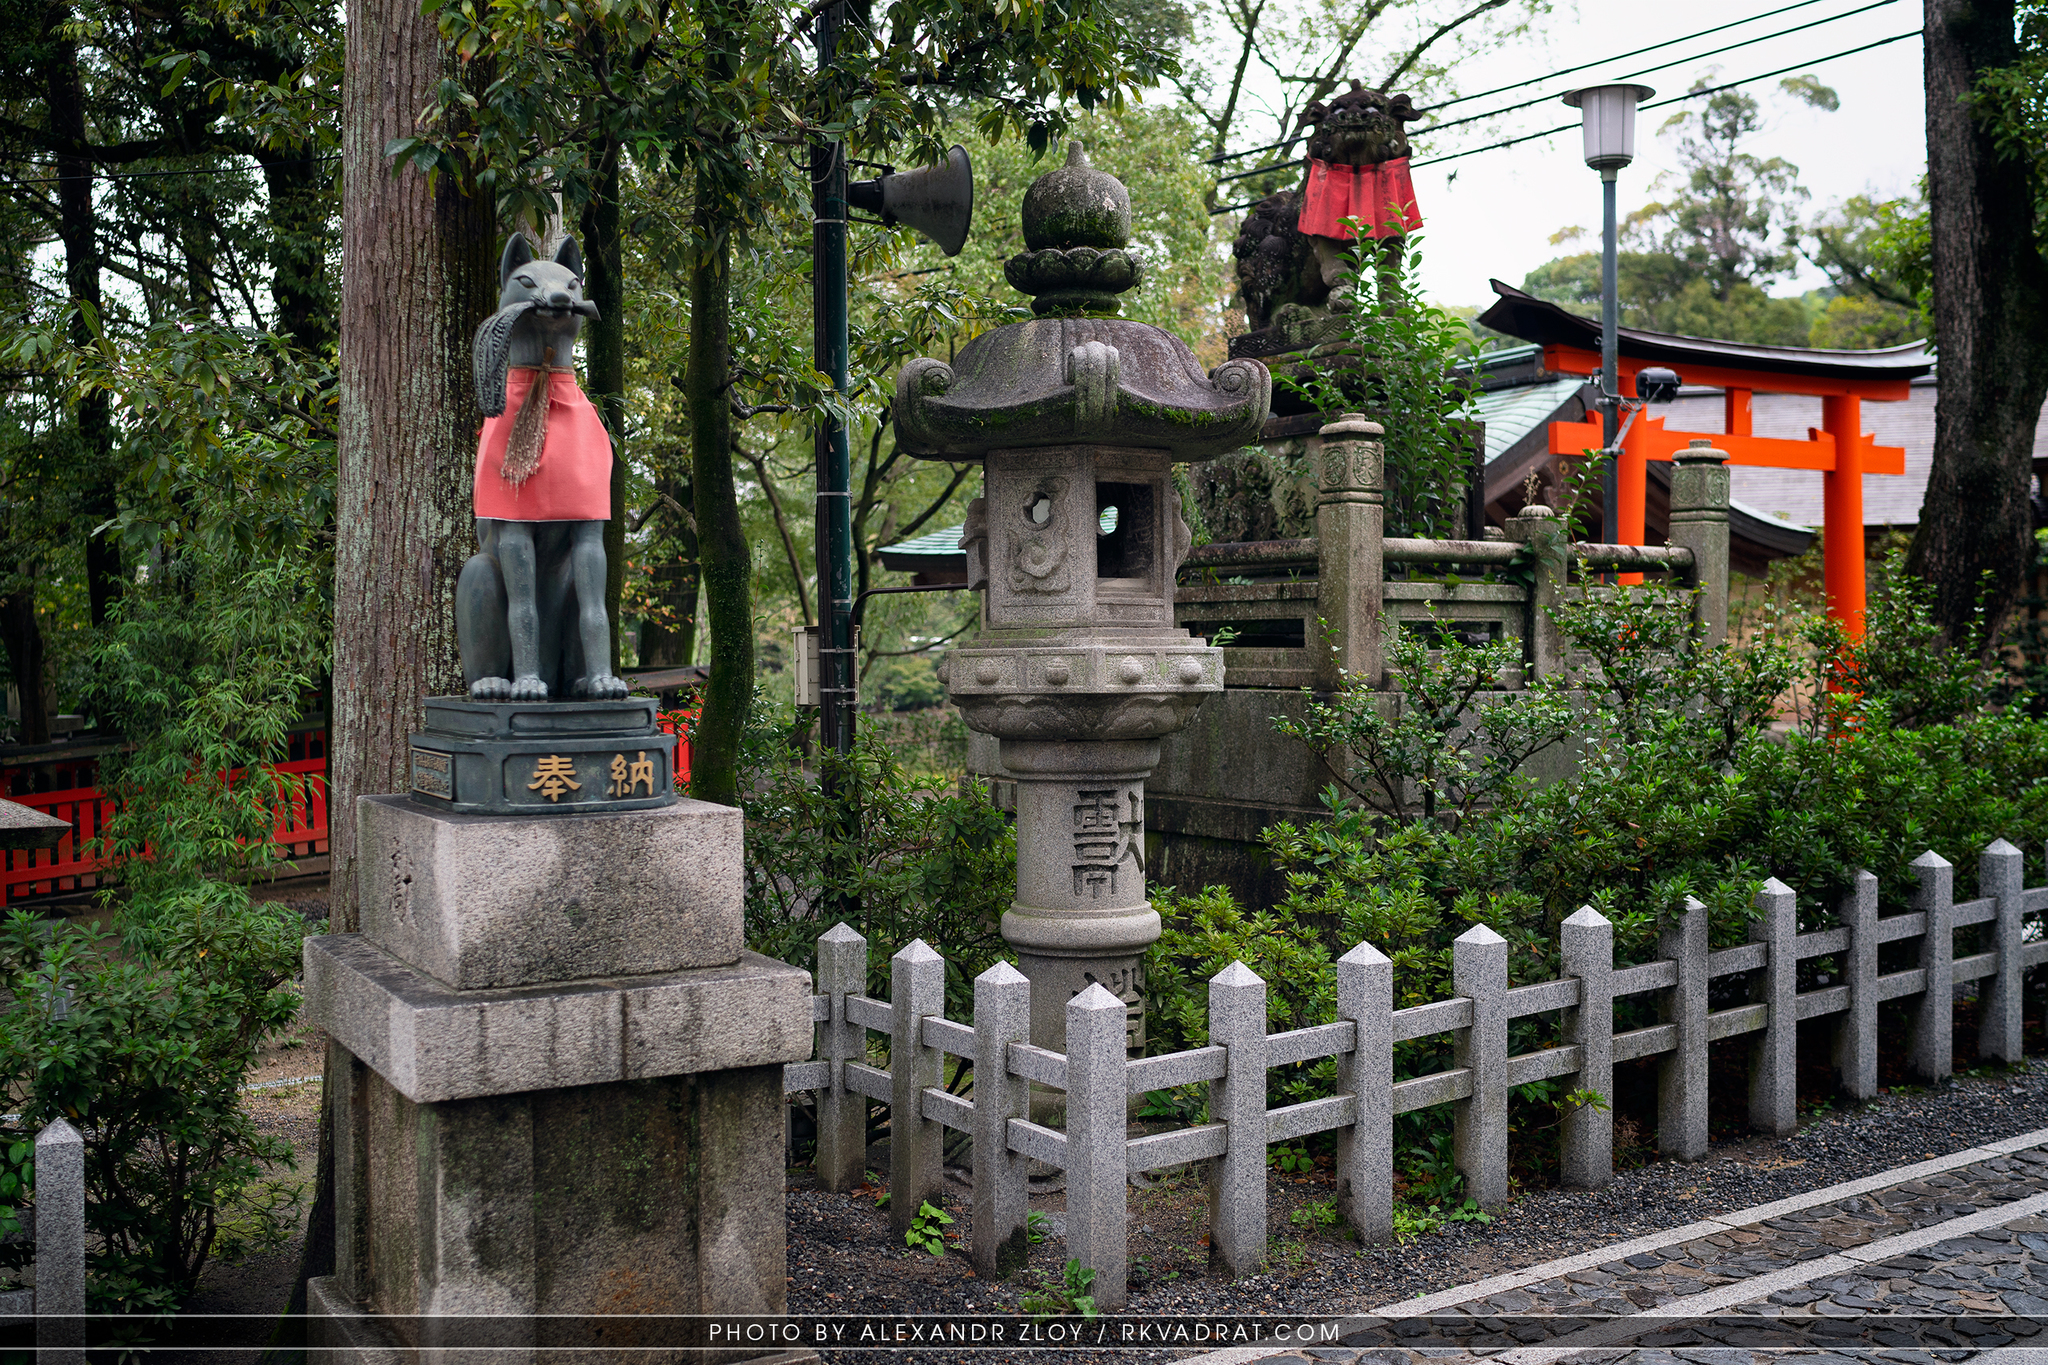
[782,838,2037,1311]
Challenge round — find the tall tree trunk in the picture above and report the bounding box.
[279,3,491,1349]
[578,127,627,671]
[638,455,700,667]
[40,3,121,627]
[331,0,492,932]
[1910,0,2048,645]
[685,209,750,804]
[0,591,48,746]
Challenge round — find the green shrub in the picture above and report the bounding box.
[1146,565,2048,1188]
[0,549,328,1314]
[738,701,1014,1012]
[0,891,305,1313]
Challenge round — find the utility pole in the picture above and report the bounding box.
[813,0,856,761]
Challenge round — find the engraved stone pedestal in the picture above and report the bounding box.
[305,793,811,1363]
[408,697,678,815]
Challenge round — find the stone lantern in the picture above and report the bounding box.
[895,142,1272,1050]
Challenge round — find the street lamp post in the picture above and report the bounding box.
[1562,82,1654,545]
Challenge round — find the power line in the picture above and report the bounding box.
[1407,27,1923,169]
[1207,27,1924,213]
[1201,0,1852,166]
[1420,0,1898,139]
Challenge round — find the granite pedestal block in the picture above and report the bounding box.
[409,697,678,816]
[309,789,812,1361]
[357,794,741,990]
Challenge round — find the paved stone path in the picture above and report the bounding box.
[1188,1128,2048,1365]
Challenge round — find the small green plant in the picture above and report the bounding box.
[1392,1201,1443,1242]
[874,1191,890,1208]
[0,1137,29,1244]
[1136,1087,1204,1123]
[1269,1142,1314,1175]
[1446,1196,1493,1225]
[1025,1209,1052,1245]
[1289,1199,1339,1232]
[1020,1258,1099,1319]
[903,1199,954,1256]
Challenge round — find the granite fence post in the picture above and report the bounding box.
[1559,907,1613,1189]
[1666,438,1731,646]
[815,922,868,1194]
[34,1117,84,1365]
[890,938,945,1236]
[1453,924,1509,1207]
[1335,941,1393,1242]
[1659,896,1709,1160]
[1749,878,1799,1135]
[1065,983,1131,1310]
[1834,871,1879,1100]
[1910,850,1955,1083]
[1979,839,2026,1063]
[971,961,1033,1280]
[1314,413,1386,690]
[1504,504,1567,681]
[1208,960,1269,1277]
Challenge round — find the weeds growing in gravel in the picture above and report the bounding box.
[1020,1259,1099,1320]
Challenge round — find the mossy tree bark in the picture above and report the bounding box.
[1910,0,2048,644]
[685,203,750,805]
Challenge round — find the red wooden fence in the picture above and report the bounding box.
[2,728,329,903]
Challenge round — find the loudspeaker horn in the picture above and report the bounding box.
[847,145,974,257]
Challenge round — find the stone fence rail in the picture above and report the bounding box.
[0,1118,84,1363]
[1172,433,1731,692]
[783,840,2041,1309]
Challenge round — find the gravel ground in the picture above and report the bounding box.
[785,1061,2048,1363]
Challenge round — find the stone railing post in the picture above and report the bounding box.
[1505,502,1566,681]
[35,1117,84,1365]
[1749,879,1798,1135]
[815,922,868,1193]
[1667,438,1731,646]
[1980,839,2026,1062]
[1658,896,1709,1160]
[1833,871,1879,1099]
[889,939,945,1237]
[1560,907,1613,1189]
[971,961,1032,1279]
[1335,941,1393,1242]
[1910,850,1955,1083]
[1208,961,1268,1277]
[1314,412,1385,691]
[1452,924,1508,1207]
[1065,983,1130,1309]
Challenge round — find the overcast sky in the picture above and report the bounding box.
[1380,0,1927,311]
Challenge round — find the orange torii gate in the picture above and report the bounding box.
[1477,283,1933,637]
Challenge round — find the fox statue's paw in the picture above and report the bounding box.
[509,674,550,702]
[470,676,513,701]
[575,674,630,701]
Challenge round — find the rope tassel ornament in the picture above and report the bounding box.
[501,347,569,488]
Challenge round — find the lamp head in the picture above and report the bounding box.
[1562,83,1656,171]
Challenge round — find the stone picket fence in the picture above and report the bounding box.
[783,840,2044,1309]
[0,1118,85,1363]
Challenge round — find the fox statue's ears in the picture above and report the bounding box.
[500,233,533,290]
[499,233,584,289]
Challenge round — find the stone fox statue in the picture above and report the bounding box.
[457,233,629,702]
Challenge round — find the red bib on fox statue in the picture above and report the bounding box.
[473,365,614,523]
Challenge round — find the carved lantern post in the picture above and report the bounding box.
[894,143,1272,1050]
